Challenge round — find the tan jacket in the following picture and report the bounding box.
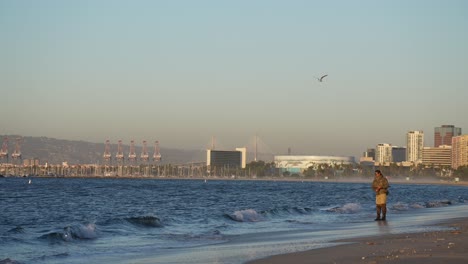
[372,176,389,195]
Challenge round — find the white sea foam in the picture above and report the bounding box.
[72,223,98,239]
[410,203,425,209]
[391,202,409,211]
[230,209,263,222]
[339,203,362,213]
[325,203,362,214]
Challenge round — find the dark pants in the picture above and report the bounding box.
[376,204,387,220]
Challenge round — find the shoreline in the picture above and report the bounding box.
[247,217,468,264]
[3,174,467,186]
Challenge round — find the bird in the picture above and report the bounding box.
[318,74,328,82]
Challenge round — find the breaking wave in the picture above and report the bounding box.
[389,199,459,211]
[390,202,410,211]
[125,216,163,228]
[225,206,316,222]
[425,200,452,208]
[323,203,362,214]
[226,209,263,222]
[39,223,98,242]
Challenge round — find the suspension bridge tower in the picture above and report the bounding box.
[0,137,8,163]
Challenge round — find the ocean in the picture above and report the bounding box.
[1,177,467,264]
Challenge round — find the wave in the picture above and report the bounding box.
[323,203,362,214]
[390,202,410,211]
[390,202,425,211]
[226,209,263,222]
[286,219,316,225]
[7,226,25,234]
[263,206,314,216]
[97,215,164,228]
[39,223,98,243]
[291,207,314,214]
[125,216,163,228]
[163,229,224,244]
[425,200,452,208]
[36,252,70,262]
[409,203,425,209]
[0,258,21,264]
[390,200,456,211]
[225,206,316,222]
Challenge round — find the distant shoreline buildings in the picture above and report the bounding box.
[1,124,468,176]
[360,125,466,170]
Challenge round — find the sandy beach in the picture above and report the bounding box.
[248,217,468,264]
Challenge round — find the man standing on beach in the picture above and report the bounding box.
[372,170,389,221]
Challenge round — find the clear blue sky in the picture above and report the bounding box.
[1,0,467,158]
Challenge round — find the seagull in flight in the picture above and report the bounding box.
[317,74,328,82]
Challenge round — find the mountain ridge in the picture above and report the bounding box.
[0,135,205,165]
[0,135,274,165]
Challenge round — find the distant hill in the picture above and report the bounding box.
[0,135,273,165]
[0,135,205,165]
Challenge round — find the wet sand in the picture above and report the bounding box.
[248,217,468,264]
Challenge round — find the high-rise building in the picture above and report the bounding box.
[375,143,392,164]
[362,148,375,160]
[434,125,461,147]
[391,146,406,162]
[452,135,468,169]
[406,131,424,163]
[422,145,452,167]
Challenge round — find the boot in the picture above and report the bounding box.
[381,204,387,221]
[374,205,381,221]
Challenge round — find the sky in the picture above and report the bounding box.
[1,0,468,159]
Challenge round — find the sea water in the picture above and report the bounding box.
[1,177,467,264]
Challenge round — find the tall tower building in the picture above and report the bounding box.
[375,143,392,164]
[406,130,424,163]
[434,125,461,147]
[452,135,468,169]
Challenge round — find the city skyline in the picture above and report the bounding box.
[0,123,464,161]
[2,1,468,159]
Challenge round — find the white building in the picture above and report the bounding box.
[375,143,392,164]
[235,147,247,169]
[452,135,468,169]
[406,130,424,163]
[274,155,355,174]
